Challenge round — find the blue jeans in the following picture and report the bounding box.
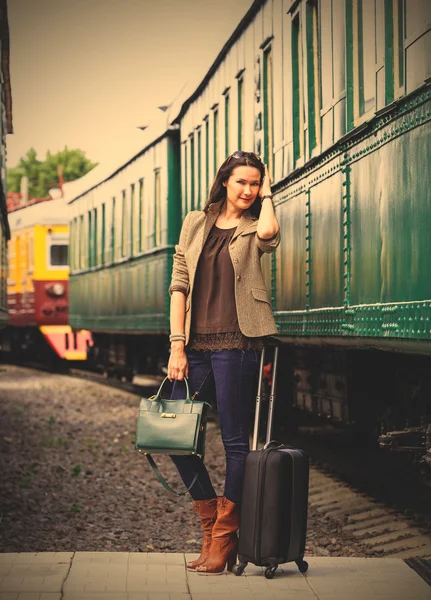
[169,349,259,504]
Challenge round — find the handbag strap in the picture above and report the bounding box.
[155,376,191,402]
[146,454,199,497]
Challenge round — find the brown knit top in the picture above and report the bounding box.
[188,224,263,351]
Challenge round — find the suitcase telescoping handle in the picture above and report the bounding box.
[252,337,280,451]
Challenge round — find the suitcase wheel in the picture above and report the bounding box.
[264,566,277,579]
[296,559,308,573]
[232,562,247,576]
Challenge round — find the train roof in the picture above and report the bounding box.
[172,0,265,124]
[7,196,70,232]
[64,114,175,205]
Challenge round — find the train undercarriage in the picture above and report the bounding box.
[283,344,431,484]
[86,332,170,382]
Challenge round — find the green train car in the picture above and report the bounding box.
[67,128,181,377]
[68,0,431,473]
[0,0,12,328]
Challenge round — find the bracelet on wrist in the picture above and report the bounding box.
[169,333,186,343]
[261,194,273,201]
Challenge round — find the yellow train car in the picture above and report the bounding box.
[5,196,91,360]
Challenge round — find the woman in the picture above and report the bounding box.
[168,151,280,574]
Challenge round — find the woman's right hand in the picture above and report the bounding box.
[168,342,189,381]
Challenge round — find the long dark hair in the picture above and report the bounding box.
[203,151,265,218]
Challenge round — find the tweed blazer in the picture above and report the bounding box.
[169,201,280,345]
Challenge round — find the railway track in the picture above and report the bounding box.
[308,466,431,559]
[3,361,431,559]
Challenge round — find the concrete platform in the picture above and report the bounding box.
[0,553,430,600]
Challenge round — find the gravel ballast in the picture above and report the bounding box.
[0,365,372,556]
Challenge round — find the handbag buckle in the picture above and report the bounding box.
[161,413,176,418]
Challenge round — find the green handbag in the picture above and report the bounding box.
[135,376,211,496]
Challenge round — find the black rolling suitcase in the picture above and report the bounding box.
[233,339,309,579]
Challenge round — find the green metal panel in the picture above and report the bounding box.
[274,87,431,347]
[351,114,431,305]
[276,192,307,311]
[309,171,344,308]
[69,250,172,333]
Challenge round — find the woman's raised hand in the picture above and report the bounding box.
[168,343,189,381]
[259,163,272,198]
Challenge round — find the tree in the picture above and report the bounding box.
[7,146,97,198]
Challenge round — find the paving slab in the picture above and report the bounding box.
[0,553,429,600]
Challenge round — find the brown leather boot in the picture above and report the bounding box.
[196,496,239,575]
[186,498,218,571]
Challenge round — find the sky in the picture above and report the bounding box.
[7,0,253,170]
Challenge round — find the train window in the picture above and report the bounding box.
[50,244,68,267]
[396,0,404,90]
[111,196,116,262]
[332,0,346,103]
[15,236,21,282]
[404,0,430,92]
[306,0,319,153]
[292,13,305,163]
[320,0,333,113]
[197,128,202,209]
[79,215,85,269]
[263,46,274,175]
[28,235,34,273]
[139,179,144,252]
[121,189,128,257]
[237,75,244,150]
[356,0,376,118]
[69,220,75,271]
[130,183,135,257]
[213,106,219,179]
[101,204,106,265]
[154,169,161,247]
[190,133,195,211]
[224,90,230,157]
[88,210,93,268]
[386,0,405,101]
[93,208,98,267]
[183,140,188,215]
[204,116,209,200]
